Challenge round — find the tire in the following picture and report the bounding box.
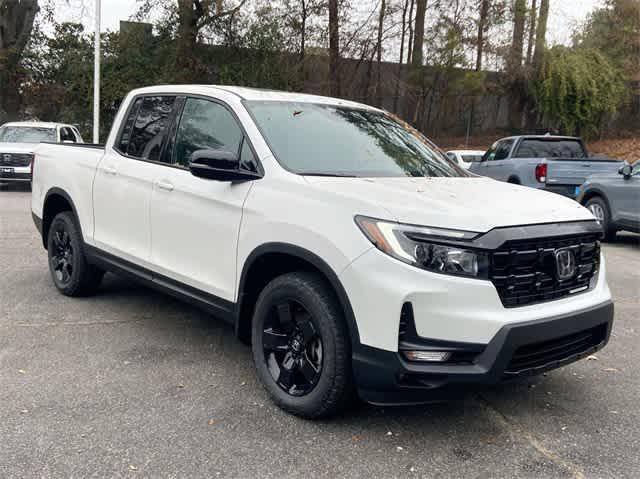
[585,196,616,241]
[251,272,354,419]
[47,211,104,296]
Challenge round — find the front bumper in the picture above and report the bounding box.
[353,300,614,405]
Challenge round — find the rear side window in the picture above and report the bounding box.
[174,98,244,167]
[120,96,177,162]
[514,139,586,159]
[488,140,513,161]
[60,127,76,143]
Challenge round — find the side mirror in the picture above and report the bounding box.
[189,149,261,182]
[618,163,633,179]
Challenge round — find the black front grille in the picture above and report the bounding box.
[489,234,600,308]
[0,152,33,167]
[505,324,607,374]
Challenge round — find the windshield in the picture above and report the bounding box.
[246,101,467,177]
[0,126,56,144]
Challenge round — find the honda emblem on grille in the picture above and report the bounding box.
[555,248,576,280]
[2,154,11,162]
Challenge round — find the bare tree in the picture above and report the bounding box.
[175,0,246,79]
[532,0,548,73]
[0,0,39,121]
[411,0,426,68]
[525,0,536,65]
[375,0,386,106]
[508,0,526,75]
[393,0,410,112]
[406,0,414,63]
[329,0,340,96]
[476,0,490,71]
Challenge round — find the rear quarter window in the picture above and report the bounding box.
[514,139,586,159]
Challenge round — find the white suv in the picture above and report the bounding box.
[31,86,614,418]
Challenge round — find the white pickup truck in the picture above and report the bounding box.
[31,85,614,418]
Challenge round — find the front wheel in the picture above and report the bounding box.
[251,272,354,418]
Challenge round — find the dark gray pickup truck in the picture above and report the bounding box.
[468,135,623,198]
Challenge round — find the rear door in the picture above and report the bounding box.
[93,95,180,265]
[149,95,259,301]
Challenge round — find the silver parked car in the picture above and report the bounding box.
[577,162,640,240]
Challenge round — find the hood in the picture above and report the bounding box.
[304,176,594,232]
[0,142,38,154]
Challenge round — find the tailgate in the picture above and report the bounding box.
[546,159,623,187]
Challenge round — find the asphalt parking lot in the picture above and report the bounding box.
[1,188,639,478]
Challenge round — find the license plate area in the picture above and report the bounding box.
[1,167,15,175]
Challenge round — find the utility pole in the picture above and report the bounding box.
[93,0,101,143]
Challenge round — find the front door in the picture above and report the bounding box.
[149,96,259,301]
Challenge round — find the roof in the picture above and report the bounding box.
[500,135,581,141]
[129,84,382,111]
[1,121,71,129]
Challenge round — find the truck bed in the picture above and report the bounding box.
[546,157,623,197]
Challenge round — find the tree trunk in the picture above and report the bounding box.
[0,0,39,122]
[375,0,386,107]
[532,0,549,74]
[406,0,426,125]
[393,0,409,113]
[526,0,537,66]
[300,0,307,60]
[328,0,340,97]
[407,0,415,64]
[476,0,489,71]
[411,0,426,69]
[176,0,200,80]
[508,0,526,76]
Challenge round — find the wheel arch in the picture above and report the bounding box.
[42,188,83,249]
[236,243,360,348]
[507,175,521,184]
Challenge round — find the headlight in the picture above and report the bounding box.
[355,216,489,278]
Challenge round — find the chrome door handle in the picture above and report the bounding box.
[103,165,117,175]
[156,180,174,192]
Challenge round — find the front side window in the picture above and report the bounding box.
[0,126,56,143]
[124,96,177,162]
[246,101,466,177]
[174,98,244,167]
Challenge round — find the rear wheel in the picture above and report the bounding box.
[585,196,616,241]
[251,272,354,418]
[47,211,104,296]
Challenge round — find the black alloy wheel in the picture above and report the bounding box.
[262,299,324,396]
[47,211,104,296]
[50,226,75,286]
[251,272,354,418]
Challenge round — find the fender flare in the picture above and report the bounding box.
[42,187,84,247]
[237,242,361,347]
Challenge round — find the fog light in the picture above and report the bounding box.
[403,351,452,362]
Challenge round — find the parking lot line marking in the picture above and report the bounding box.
[477,395,586,479]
